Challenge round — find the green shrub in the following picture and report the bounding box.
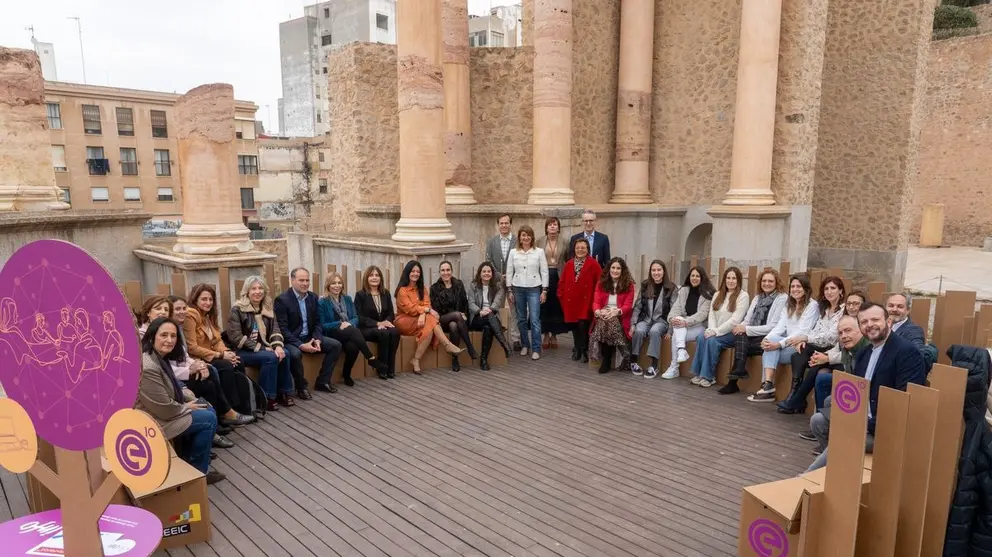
[933,5,979,29]
[942,0,990,7]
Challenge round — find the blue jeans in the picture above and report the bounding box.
[761,335,797,370]
[690,331,736,381]
[181,409,217,474]
[815,371,833,410]
[238,349,293,400]
[513,286,542,353]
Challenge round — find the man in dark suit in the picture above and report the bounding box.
[885,292,926,348]
[805,302,926,471]
[274,267,342,397]
[567,209,611,269]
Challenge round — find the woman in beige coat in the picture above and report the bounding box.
[137,317,225,484]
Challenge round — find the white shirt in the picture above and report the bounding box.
[865,338,887,420]
[505,247,550,289]
[482,285,491,309]
[891,318,906,332]
[607,293,618,309]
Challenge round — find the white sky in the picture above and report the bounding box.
[0,0,518,134]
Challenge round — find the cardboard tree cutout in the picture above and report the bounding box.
[0,240,167,556]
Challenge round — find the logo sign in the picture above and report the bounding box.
[103,409,169,493]
[0,240,141,451]
[0,504,162,557]
[834,379,865,414]
[163,524,191,538]
[748,518,789,557]
[0,398,39,474]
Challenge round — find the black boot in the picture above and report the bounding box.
[571,345,580,361]
[489,315,511,358]
[451,355,461,372]
[480,329,493,370]
[371,358,388,380]
[598,345,614,374]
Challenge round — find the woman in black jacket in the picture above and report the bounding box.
[429,260,478,371]
[354,265,400,379]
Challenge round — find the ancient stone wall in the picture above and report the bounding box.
[253,239,289,278]
[915,34,992,246]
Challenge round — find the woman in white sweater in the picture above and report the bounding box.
[747,274,820,403]
[777,276,847,413]
[661,266,715,379]
[505,225,549,360]
[689,267,749,387]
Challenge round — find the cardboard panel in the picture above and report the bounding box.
[738,489,802,557]
[156,283,171,296]
[264,262,276,293]
[217,267,231,323]
[895,384,940,557]
[123,280,143,312]
[747,266,758,298]
[936,291,976,363]
[921,364,969,557]
[975,304,992,347]
[129,456,212,550]
[779,261,791,279]
[867,282,886,304]
[814,371,869,557]
[856,387,910,557]
[400,335,438,373]
[171,273,186,300]
[810,270,825,296]
[910,297,931,340]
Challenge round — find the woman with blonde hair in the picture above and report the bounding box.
[354,265,400,379]
[319,272,388,384]
[225,276,294,411]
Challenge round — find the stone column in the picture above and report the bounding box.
[172,84,253,255]
[442,0,476,205]
[392,0,456,242]
[528,0,575,206]
[610,0,655,204]
[0,48,69,212]
[723,0,783,206]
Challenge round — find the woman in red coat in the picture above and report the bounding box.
[589,257,636,374]
[557,238,602,363]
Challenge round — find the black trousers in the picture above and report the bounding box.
[185,366,232,416]
[782,343,843,410]
[325,326,374,380]
[572,320,591,354]
[361,327,400,376]
[203,358,245,413]
[730,335,765,377]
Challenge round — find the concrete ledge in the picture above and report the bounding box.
[357,203,689,218]
[0,209,152,232]
[133,244,277,271]
[707,205,795,219]
[314,233,473,256]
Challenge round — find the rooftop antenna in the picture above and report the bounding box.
[66,16,87,84]
[25,25,36,41]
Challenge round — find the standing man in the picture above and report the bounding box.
[274,267,343,397]
[485,213,521,351]
[568,209,611,269]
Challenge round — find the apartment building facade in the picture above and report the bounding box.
[44,81,259,224]
[468,5,523,48]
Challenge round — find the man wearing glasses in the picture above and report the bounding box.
[567,210,611,268]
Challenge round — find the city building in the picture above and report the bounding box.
[43,81,259,225]
[256,137,331,230]
[31,37,58,81]
[278,0,397,137]
[469,5,522,48]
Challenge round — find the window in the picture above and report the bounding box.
[240,188,255,210]
[46,103,62,130]
[59,188,70,205]
[316,113,322,123]
[51,145,67,172]
[319,179,328,194]
[322,66,327,74]
[154,149,171,176]
[116,107,134,136]
[90,187,109,202]
[236,131,243,139]
[123,187,141,201]
[150,110,168,138]
[86,147,108,175]
[323,7,329,17]
[238,155,258,175]
[157,187,174,202]
[82,104,101,134]
[376,13,389,31]
[120,148,137,175]
[318,151,325,162]
[469,31,487,47]
[491,31,505,47]
[321,34,332,46]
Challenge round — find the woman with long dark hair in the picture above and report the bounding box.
[430,261,478,372]
[558,238,601,363]
[354,265,400,379]
[537,216,569,349]
[589,257,636,374]
[184,284,248,410]
[629,260,676,378]
[394,260,465,374]
[689,267,749,388]
[467,261,512,370]
[719,269,788,395]
[661,266,715,379]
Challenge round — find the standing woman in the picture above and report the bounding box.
[589,257,636,374]
[319,272,389,384]
[629,260,676,378]
[185,284,245,402]
[537,217,569,349]
[354,265,400,379]
[430,261,478,371]
[662,266,715,379]
[394,260,464,374]
[467,261,512,370]
[558,238,601,363]
[506,225,549,360]
[689,267,749,388]
[225,276,296,411]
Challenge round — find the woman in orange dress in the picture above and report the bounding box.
[394,260,464,373]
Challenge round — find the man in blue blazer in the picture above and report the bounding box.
[885,293,926,348]
[805,302,926,471]
[274,267,342,397]
[567,209,611,269]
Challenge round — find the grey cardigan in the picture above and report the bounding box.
[467,280,506,323]
[667,286,712,328]
[631,286,678,325]
[136,352,192,441]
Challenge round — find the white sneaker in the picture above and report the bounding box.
[690,376,702,385]
[644,366,658,379]
[531,352,540,361]
[630,362,643,376]
[520,347,529,356]
[698,378,713,388]
[676,348,689,363]
[661,364,679,380]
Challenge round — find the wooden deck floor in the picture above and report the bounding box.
[2,340,815,557]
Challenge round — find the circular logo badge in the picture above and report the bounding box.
[0,240,141,451]
[748,518,790,557]
[0,398,38,474]
[103,409,170,493]
[834,379,863,414]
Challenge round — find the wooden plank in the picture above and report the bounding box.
[123,281,143,311]
[171,273,186,299]
[217,267,231,325]
[895,384,940,557]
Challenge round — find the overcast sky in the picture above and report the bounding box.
[0,0,518,134]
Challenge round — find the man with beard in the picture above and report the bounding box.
[805,302,926,471]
